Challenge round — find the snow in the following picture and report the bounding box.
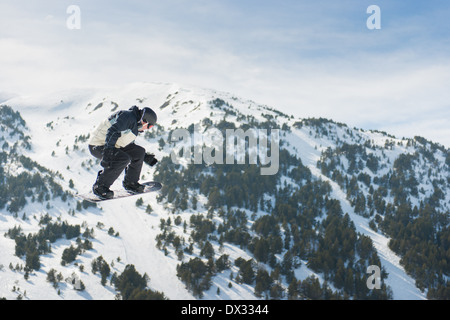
[0,81,437,300]
[325,172,426,300]
[0,82,272,300]
[283,125,427,300]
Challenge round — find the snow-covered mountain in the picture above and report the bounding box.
[0,82,448,300]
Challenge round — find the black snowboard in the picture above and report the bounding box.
[77,181,162,203]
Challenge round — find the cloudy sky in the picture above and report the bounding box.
[1,0,449,147]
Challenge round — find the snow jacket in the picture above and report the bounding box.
[88,106,142,149]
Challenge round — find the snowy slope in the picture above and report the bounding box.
[1,82,445,300]
[0,82,271,300]
[282,127,429,300]
[285,125,447,299]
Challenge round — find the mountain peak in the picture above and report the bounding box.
[0,83,447,300]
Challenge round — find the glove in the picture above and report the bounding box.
[144,153,158,167]
[101,148,119,169]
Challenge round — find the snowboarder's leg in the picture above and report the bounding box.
[98,149,131,187]
[92,170,114,199]
[122,144,146,193]
[91,147,131,198]
[122,144,145,184]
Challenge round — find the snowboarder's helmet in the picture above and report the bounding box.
[141,107,157,126]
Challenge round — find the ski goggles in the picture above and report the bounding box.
[140,121,153,130]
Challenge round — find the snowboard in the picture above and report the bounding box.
[76,181,162,203]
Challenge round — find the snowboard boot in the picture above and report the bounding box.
[93,184,114,200]
[123,181,145,194]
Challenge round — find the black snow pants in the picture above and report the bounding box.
[89,143,145,188]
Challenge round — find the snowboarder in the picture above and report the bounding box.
[88,106,158,199]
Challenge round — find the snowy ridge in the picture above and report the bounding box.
[1,82,447,300]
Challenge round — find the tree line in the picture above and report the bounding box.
[152,113,393,299]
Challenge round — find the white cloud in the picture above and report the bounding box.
[0,1,449,147]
